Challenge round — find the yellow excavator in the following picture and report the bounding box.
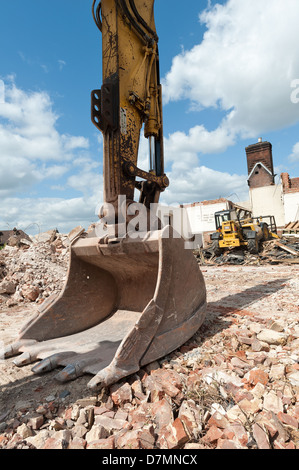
[4,0,207,390]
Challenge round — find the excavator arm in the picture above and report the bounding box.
[91,0,168,215]
[4,0,206,390]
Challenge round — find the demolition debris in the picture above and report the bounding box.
[0,227,298,450]
[198,237,299,266]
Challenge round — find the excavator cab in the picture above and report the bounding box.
[4,0,207,390]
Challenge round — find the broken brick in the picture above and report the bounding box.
[252,423,271,449]
[202,425,224,445]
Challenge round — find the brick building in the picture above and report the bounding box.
[244,139,299,230]
[246,139,275,189]
[158,138,299,247]
[281,173,299,194]
[280,172,299,224]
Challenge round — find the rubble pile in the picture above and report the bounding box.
[0,228,298,450]
[199,237,299,266]
[0,264,298,450]
[0,229,71,308]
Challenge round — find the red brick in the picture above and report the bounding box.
[143,375,164,402]
[0,435,9,447]
[157,418,189,449]
[86,436,115,449]
[233,389,254,403]
[186,370,202,388]
[178,400,201,438]
[43,437,66,450]
[273,440,286,449]
[293,405,299,420]
[64,407,72,420]
[216,439,241,449]
[110,382,132,406]
[277,412,298,429]
[223,429,235,440]
[151,369,183,398]
[151,398,174,432]
[68,437,86,449]
[247,369,269,386]
[202,425,224,445]
[252,423,270,449]
[129,402,152,428]
[227,423,248,446]
[208,412,229,429]
[116,429,155,450]
[172,418,189,447]
[6,434,23,449]
[116,431,140,449]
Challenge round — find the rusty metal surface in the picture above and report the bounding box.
[91,0,167,213]
[5,227,206,389]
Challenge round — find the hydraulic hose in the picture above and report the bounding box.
[128,0,158,42]
[92,0,102,31]
[118,0,153,45]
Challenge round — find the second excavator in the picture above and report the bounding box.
[4,0,207,390]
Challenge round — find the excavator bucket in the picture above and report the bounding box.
[4,227,206,389]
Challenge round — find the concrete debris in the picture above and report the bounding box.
[0,228,72,308]
[0,231,299,450]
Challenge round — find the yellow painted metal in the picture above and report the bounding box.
[100,0,163,214]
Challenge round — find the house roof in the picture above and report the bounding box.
[248,161,273,180]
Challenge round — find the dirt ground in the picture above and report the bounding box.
[1,263,298,417]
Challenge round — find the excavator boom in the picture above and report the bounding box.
[4,0,207,390]
[91,0,168,216]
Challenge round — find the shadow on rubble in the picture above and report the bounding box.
[0,364,95,418]
[197,277,289,340]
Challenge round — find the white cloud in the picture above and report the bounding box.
[164,124,235,169]
[163,0,299,142]
[288,142,299,162]
[160,165,248,207]
[0,81,89,158]
[0,79,91,198]
[135,115,245,206]
[1,195,102,235]
[0,79,103,233]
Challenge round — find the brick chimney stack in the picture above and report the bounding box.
[245,139,275,188]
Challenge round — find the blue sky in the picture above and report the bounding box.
[1,0,299,234]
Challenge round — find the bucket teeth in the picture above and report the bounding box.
[32,354,60,374]
[3,344,17,359]
[13,352,35,367]
[4,340,37,358]
[55,363,84,383]
[87,374,102,390]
